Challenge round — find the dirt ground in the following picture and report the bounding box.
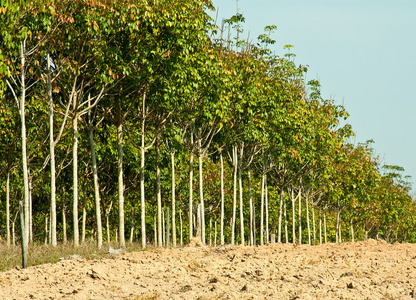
[1,239,416,299]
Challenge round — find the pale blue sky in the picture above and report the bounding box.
[210,0,416,191]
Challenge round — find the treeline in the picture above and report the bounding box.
[0,0,415,254]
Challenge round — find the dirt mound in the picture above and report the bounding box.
[1,241,416,299]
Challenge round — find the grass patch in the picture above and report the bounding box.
[0,241,150,272]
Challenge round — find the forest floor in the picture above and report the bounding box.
[1,238,416,299]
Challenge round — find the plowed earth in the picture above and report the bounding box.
[1,239,416,299]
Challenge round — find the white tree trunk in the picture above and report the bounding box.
[260,171,265,246]
[63,202,67,244]
[140,107,146,248]
[248,168,254,246]
[19,41,30,255]
[238,145,244,246]
[47,53,58,247]
[231,145,237,246]
[180,208,183,246]
[6,171,10,247]
[82,194,87,244]
[197,137,206,245]
[306,196,311,245]
[220,151,225,245]
[88,127,103,249]
[117,122,125,247]
[298,189,302,244]
[171,152,176,247]
[156,143,162,248]
[265,175,269,244]
[278,188,283,243]
[284,194,288,243]
[291,189,296,244]
[73,111,79,247]
[188,133,194,241]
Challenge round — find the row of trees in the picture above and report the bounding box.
[1,0,415,260]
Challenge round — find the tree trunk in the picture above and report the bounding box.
[197,137,206,245]
[106,201,113,243]
[336,209,342,243]
[298,189,301,244]
[44,214,48,245]
[312,204,316,245]
[265,175,269,244]
[188,134,194,241]
[324,210,327,244]
[171,152,176,248]
[88,126,103,248]
[63,202,67,244]
[278,188,284,243]
[46,53,58,247]
[19,40,30,256]
[29,170,33,243]
[209,217,212,246]
[130,205,135,243]
[214,220,217,247]
[179,208,183,246]
[238,145,244,246]
[319,208,322,245]
[260,171,265,246]
[350,218,354,242]
[166,207,170,249]
[162,208,165,246]
[140,97,146,248]
[82,192,87,244]
[291,188,296,244]
[156,142,162,248]
[231,145,237,246]
[220,151,225,245]
[284,194,288,243]
[19,200,28,268]
[153,216,157,246]
[306,196,311,245]
[73,110,79,247]
[248,168,254,246]
[6,171,10,247]
[117,121,125,247]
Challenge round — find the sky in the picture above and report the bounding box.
[209,0,416,192]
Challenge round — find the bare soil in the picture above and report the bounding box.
[1,239,416,299]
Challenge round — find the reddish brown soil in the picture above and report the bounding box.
[1,239,416,299]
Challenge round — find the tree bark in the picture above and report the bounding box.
[18,40,30,255]
[180,208,183,246]
[278,188,284,243]
[188,142,194,241]
[47,53,58,247]
[306,196,311,245]
[117,121,125,247]
[140,96,146,248]
[260,170,265,246]
[291,188,296,244]
[265,175,269,244]
[197,137,206,245]
[88,127,103,249]
[6,171,10,247]
[220,151,225,245]
[20,200,28,268]
[231,145,237,246]
[248,168,254,246]
[73,109,79,247]
[298,189,302,244]
[171,152,176,248]
[156,142,162,248]
[238,145,244,246]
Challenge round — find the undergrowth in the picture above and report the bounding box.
[0,241,148,272]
